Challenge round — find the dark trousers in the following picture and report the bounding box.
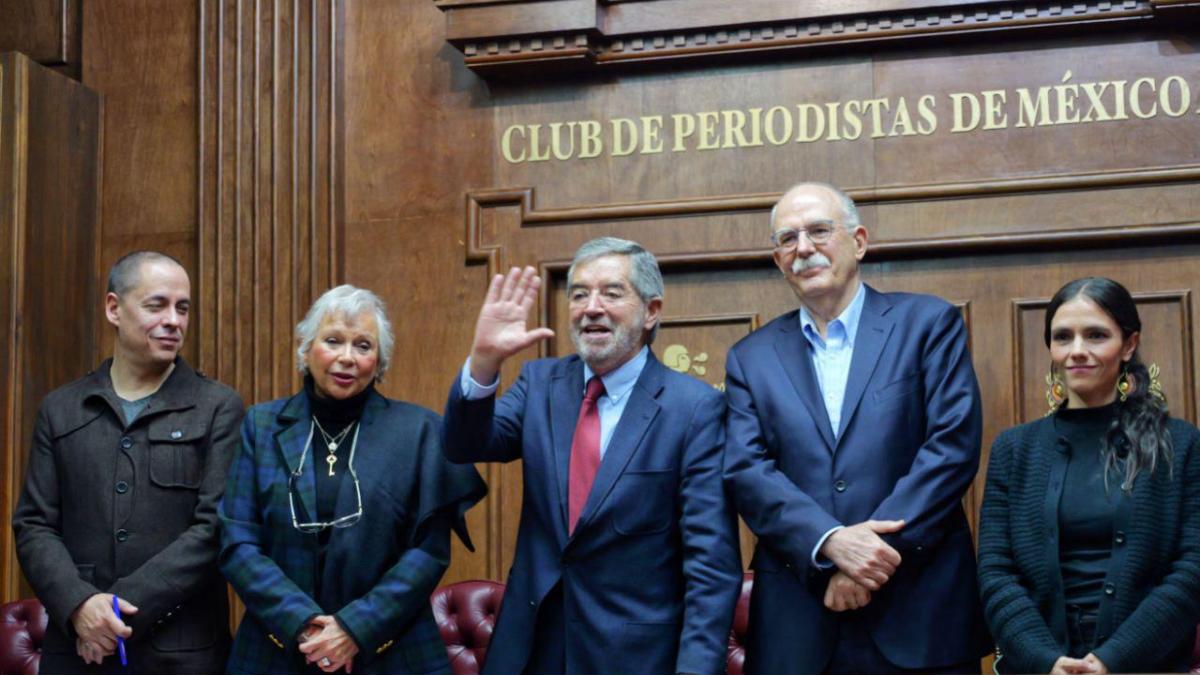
[1066,604,1099,659]
[823,614,979,675]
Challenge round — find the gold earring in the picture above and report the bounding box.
[1147,362,1167,403]
[1045,370,1066,416]
[1116,365,1131,403]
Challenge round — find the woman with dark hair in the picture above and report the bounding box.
[978,277,1200,674]
[219,285,486,674]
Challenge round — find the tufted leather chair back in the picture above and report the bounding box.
[0,599,46,675]
[725,571,752,675]
[431,580,506,675]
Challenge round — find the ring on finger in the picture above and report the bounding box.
[320,657,332,667]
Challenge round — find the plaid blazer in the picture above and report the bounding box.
[219,389,485,674]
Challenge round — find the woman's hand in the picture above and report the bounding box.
[1083,653,1108,674]
[298,615,359,672]
[1049,655,1100,674]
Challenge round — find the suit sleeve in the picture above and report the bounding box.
[336,416,485,654]
[12,404,103,637]
[977,431,1062,674]
[219,411,323,648]
[107,389,244,642]
[1092,432,1200,672]
[722,347,842,579]
[869,303,983,554]
[442,363,530,464]
[675,389,743,675]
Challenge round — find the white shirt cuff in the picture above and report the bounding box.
[811,525,844,569]
[460,358,500,400]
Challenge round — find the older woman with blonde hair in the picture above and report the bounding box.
[220,285,486,674]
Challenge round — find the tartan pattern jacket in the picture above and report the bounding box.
[219,389,486,674]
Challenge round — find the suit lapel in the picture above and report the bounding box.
[836,287,895,445]
[571,356,663,538]
[551,358,585,543]
[773,317,836,452]
[274,392,318,524]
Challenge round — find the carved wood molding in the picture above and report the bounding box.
[196,0,344,405]
[465,165,1200,271]
[436,0,1179,76]
[468,165,1200,229]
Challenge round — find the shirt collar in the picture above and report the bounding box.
[799,282,866,349]
[582,345,649,403]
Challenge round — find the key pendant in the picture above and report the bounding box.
[326,454,337,476]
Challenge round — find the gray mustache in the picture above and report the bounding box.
[791,254,832,274]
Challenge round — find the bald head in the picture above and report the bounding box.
[107,251,187,298]
[770,183,861,233]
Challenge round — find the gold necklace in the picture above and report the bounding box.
[312,417,355,476]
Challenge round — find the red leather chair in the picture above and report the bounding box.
[726,571,752,675]
[431,580,505,675]
[0,599,46,675]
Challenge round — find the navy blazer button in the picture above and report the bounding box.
[528,600,536,608]
[834,480,847,492]
[115,481,129,494]
[120,437,133,449]
[1114,531,1126,545]
[116,529,129,542]
[1104,583,1115,596]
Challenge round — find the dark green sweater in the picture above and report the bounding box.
[978,414,1200,673]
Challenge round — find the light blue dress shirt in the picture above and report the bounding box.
[459,346,649,460]
[798,282,866,566]
[799,282,866,439]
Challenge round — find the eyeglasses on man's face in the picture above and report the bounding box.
[771,222,839,251]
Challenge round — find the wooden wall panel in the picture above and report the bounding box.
[0,52,100,602]
[342,0,494,583]
[83,1,201,364]
[195,0,342,405]
[0,0,81,76]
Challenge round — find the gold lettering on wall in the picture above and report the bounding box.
[499,70,1199,163]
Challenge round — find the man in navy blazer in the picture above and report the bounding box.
[723,183,989,674]
[444,237,741,675]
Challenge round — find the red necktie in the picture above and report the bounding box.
[568,377,605,535]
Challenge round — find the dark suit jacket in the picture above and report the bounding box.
[443,353,742,675]
[979,415,1200,674]
[219,390,486,675]
[723,285,989,673]
[13,358,243,675]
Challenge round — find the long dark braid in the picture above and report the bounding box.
[1044,277,1173,492]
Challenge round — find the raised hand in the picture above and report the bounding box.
[819,519,905,590]
[469,266,555,383]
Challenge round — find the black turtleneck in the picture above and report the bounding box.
[303,374,372,545]
[1055,400,1123,614]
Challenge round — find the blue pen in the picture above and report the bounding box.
[112,595,128,666]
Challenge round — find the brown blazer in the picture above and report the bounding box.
[13,357,243,675]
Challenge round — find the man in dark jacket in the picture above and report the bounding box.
[13,251,243,674]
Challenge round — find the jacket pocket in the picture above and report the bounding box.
[148,588,221,652]
[612,470,675,536]
[148,416,207,488]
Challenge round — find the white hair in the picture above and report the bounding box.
[770,182,863,231]
[295,285,395,379]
